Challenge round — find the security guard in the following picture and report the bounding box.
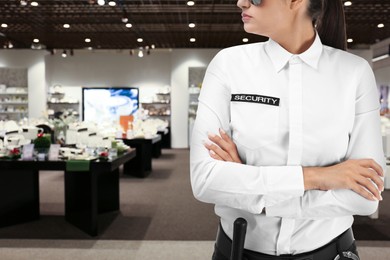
[190,0,385,259]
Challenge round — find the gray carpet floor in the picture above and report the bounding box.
[0,149,389,259]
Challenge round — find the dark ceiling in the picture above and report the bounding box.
[0,0,389,50]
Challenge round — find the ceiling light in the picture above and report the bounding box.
[189,23,196,28]
[190,38,196,42]
[1,23,8,28]
[85,38,91,43]
[187,1,195,6]
[242,38,249,43]
[125,23,132,28]
[30,1,38,6]
[137,38,143,43]
[121,17,129,23]
[31,43,43,49]
[347,38,353,43]
[20,0,28,6]
[33,38,39,43]
[378,23,385,28]
[344,1,352,6]
[62,50,67,58]
[97,0,105,6]
[3,41,13,49]
[108,1,116,6]
[63,24,70,28]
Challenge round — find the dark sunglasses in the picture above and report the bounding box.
[250,0,262,6]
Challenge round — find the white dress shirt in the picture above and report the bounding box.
[190,33,385,255]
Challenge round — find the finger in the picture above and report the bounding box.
[209,150,223,161]
[208,132,229,151]
[359,159,384,177]
[350,183,378,201]
[218,129,242,163]
[356,176,382,201]
[361,168,385,192]
[204,141,233,162]
[219,128,233,144]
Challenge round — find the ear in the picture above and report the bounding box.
[290,0,306,10]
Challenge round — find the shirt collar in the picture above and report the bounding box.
[265,31,323,72]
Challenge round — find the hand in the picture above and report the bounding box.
[204,128,242,163]
[303,159,384,201]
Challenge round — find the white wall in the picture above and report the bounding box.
[0,50,48,118]
[170,49,219,148]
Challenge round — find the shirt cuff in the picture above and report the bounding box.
[264,165,304,197]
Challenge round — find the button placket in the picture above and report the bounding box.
[276,56,303,255]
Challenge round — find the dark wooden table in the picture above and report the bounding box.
[0,149,136,236]
[122,135,162,178]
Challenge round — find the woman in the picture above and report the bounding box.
[190,0,385,259]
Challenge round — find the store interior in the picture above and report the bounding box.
[0,0,390,259]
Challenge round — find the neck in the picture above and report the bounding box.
[271,22,316,54]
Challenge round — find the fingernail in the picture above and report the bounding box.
[202,140,211,146]
[219,128,226,134]
[380,194,383,201]
[209,150,216,155]
[207,132,216,138]
[372,196,379,201]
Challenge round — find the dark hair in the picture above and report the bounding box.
[308,0,347,51]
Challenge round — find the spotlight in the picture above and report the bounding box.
[108,1,116,6]
[121,17,128,23]
[97,0,105,5]
[189,23,196,28]
[7,41,13,48]
[20,0,28,6]
[30,1,38,6]
[62,50,67,58]
[63,24,70,29]
[126,23,132,28]
[85,38,91,43]
[138,49,144,58]
[190,38,196,42]
[137,38,143,43]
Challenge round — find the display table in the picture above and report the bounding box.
[0,149,136,236]
[122,135,162,178]
[157,127,171,149]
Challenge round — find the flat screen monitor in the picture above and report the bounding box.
[82,87,139,124]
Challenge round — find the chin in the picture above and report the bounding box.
[243,24,265,37]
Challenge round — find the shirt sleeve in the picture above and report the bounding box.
[190,51,304,214]
[265,60,386,219]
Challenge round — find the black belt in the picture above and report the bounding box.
[215,224,356,260]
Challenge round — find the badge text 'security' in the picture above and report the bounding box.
[231,94,280,106]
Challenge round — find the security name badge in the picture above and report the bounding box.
[231,94,280,106]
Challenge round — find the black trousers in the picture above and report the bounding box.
[212,233,359,260]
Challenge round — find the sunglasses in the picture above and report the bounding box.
[250,0,262,6]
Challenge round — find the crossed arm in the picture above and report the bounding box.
[204,128,384,202]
